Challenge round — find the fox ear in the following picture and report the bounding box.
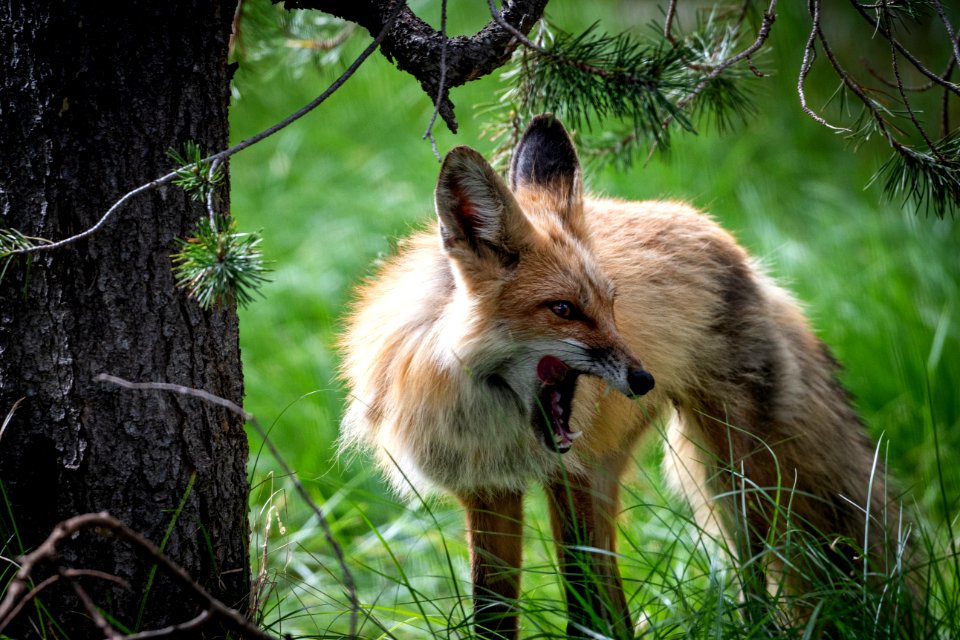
[509,114,582,211]
[435,146,531,265]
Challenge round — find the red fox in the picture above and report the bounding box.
[340,115,916,638]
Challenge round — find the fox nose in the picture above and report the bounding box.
[627,368,655,397]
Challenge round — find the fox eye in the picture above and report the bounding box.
[548,300,577,319]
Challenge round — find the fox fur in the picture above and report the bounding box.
[340,115,916,638]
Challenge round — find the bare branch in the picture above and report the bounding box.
[932,0,960,69]
[124,610,212,639]
[422,0,449,161]
[0,574,61,631]
[1,397,24,445]
[0,513,278,640]
[66,576,125,640]
[205,158,222,229]
[798,1,848,132]
[61,568,132,588]
[812,0,896,148]
[96,375,251,419]
[848,0,960,98]
[883,12,944,162]
[664,0,679,46]
[942,58,956,136]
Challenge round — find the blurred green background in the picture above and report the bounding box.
[229,0,959,634]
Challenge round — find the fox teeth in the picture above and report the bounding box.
[568,430,582,441]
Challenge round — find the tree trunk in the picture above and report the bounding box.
[0,2,250,636]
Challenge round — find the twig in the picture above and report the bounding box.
[123,610,212,639]
[0,397,24,445]
[0,513,278,639]
[205,158,222,228]
[61,567,131,588]
[487,0,642,81]
[882,11,944,162]
[422,0,449,162]
[647,0,777,160]
[67,576,125,640]
[95,373,362,638]
[848,0,960,98]
[675,0,777,113]
[798,0,849,131]
[0,574,61,631]
[6,176,178,256]
[6,2,403,259]
[813,0,897,149]
[942,58,955,136]
[663,0,679,46]
[932,0,960,69]
[487,0,549,54]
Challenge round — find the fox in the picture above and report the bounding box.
[339,115,917,638]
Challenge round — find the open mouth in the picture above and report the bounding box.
[533,356,582,454]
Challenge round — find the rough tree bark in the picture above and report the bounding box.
[0,2,249,636]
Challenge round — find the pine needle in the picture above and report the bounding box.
[171,217,270,310]
[872,135,960,219]
[167,142,225,203]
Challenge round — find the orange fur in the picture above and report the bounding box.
[339,116,916,638]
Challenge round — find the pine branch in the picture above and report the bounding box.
[486,0,957,216]
[167,142,225,203]
[517,23,691,144]
[873,134,960,219]
[801,0,960,217]
[171,217,270,310]
[483,4,770,168]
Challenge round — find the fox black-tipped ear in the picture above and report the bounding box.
[509,114,582,204]
[435,146,532,266]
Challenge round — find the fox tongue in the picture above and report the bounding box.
[535,356,580,453]
[537,355,569,384]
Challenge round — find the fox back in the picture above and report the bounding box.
[339,115,917,638]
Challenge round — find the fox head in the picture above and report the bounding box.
[434,115,654,454]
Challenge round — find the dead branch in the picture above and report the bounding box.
[0,512,278,639]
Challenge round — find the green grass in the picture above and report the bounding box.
[231,1,959,637]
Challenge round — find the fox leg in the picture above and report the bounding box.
[546,472,632,639]
[460,490,525,640]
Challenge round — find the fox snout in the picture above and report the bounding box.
[627,367,655,397]
[581,346,655,399]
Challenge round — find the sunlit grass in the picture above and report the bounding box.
[246,442,958,638]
